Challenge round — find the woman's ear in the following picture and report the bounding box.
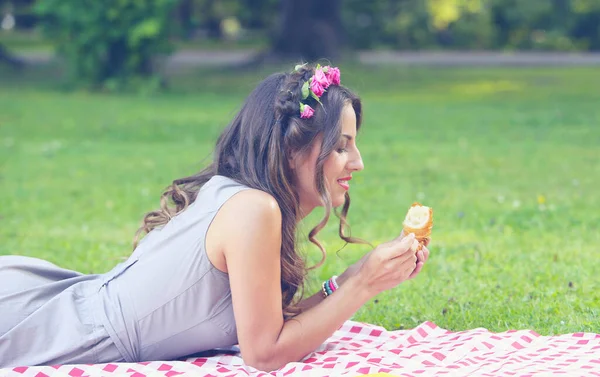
[288,147,308,171]
[287,147,298,170]
[288,151,297,170]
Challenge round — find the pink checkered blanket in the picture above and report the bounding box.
[3,320,600,377]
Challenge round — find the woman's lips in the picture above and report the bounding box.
[337,176,352,190]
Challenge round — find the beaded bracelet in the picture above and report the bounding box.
[331,275,339,289]
[321,275,339,298]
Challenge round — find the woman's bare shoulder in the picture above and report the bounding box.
[209,188,282,247]
[205,188,283,272]
[225,189,281,223]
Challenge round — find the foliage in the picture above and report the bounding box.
[6,0,600,55]
[5,0,600,82]
[34,0,178,91]
[342,0,600,51]
[171,0,278,40]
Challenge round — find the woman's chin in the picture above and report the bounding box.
[332,195,346,208]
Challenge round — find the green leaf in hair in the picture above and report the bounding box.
[294,63,307,72]
[301,81,309,99]
[310,90,323,105]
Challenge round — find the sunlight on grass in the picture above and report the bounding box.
[1,64,600,335]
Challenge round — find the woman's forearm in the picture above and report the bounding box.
[248,275,371,371]
[296,290,324,311]
[296,271,352,311]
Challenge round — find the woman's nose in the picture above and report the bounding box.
[349,150,364,172]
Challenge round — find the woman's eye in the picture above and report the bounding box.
[337,147,348,153]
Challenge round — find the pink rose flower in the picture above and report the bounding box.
[310,78,325,97]
[325,66,340,85]
[300,103,315,119]
[313,67,331,89]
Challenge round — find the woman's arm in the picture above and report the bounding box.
[214,190,417,372]
[296,271,351,311]
[297,241,430,312]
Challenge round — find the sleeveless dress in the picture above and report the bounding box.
[0,175,250,367]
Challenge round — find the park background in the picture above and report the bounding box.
[1,0,599,334]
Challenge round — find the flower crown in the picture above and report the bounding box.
[294,63,341,119]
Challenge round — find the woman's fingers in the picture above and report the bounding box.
[412,239,420,252]
[416,249,424,263]
[383,233,415,260]
[408,262,424,279]
[422,246,430,262]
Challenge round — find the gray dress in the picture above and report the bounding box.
[0,175,249,368]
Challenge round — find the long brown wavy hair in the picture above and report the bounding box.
[133,64,365,317]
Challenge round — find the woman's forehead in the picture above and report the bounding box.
[340,105,357,135]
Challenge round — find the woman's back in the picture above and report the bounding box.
[100,175,250,361]
[0,175,250,366]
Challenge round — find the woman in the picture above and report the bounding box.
[0,63,429,371]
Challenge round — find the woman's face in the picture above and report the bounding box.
[292,103,364,217]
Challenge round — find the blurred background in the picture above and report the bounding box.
[1,0,600,87]
[1,0,599,333]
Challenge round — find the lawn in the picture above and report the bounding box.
[1,62,599,335]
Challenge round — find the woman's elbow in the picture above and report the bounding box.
[242,348,289,372]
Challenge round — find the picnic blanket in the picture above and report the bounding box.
[3,320,600,377]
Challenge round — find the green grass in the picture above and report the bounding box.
[1,63,600,336]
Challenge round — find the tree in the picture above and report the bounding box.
[35,0,178,91]
[271,0,343,61]
[176,0,195,39]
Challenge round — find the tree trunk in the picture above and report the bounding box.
[201,0,222,40]
[177,0,194,40]
[271,0,342,62]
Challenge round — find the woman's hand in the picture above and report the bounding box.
[347,233,417,296]
[339,233,429,287]
[409,237,430,280]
